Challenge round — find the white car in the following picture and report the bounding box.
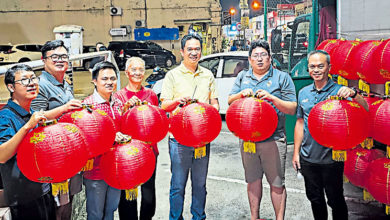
[151,51,249,114]
[0,44,43,65]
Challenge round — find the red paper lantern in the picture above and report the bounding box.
[169,102,222,147]
[363,96,383,138]
[59,107,117,158]
[365,158,390,212]
[316,39,341,75]
[371,39,390,84]
[350,40,382,82]
[372,99,390,147]
[121,104,168,144]
[308,97,369,160]
[100,139,156,190]
[344,147,385,188]
[17,121,88,183]
[331,40,361,80]
[226,97,278,142]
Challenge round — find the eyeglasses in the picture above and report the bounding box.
[46,54,69,61]
[251,52,269,60]
[308,64,326,70]
[186,47,201,53]
[100,76,117,82]
[129,68,145,74]
[14,77,40,86]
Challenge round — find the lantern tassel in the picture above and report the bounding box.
[387,146,390,159]
[332,150,347,161]
[343,175,349,183]
[194,146,206,159]
[386,205,390,215]
[243,141,256,154]
[363,189,375,201]
[81,158,94,171]
[51,181,69,197]
[361,138,373,149]
[125,188,138,201]
[337,76,348,86]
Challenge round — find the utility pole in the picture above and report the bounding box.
[240,0,249,50]
[264,0,267,41]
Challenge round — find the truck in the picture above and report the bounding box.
[270,0,390,144]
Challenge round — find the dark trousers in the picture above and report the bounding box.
[10,193,56,220]
[300,159,348,220]
[118,163,157,220]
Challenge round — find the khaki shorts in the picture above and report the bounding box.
[240,138,287,187]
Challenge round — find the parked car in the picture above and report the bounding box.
[0,44,43,65]
[108,41,176,70]
[151,51,249,114]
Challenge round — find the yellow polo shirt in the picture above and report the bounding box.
[160,63,218,103]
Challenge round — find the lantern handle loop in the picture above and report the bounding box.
[178,99,198,107]
[134,101,149,106]
[82,104,94,113]
[39,119,58,127]
[328,95,345,100]
[116,137,132,144]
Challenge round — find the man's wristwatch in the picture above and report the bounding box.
[350,87,358,99]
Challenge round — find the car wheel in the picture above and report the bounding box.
[83,60,91,70]
[18,58,30,63]
[165,58,173,68]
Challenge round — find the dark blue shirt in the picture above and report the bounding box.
[230,66,297,142]
[296,79,343,164]
[0,100,50,206]
[31,71,73,111]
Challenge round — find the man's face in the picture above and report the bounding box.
[249,47,271,74]
[308,53,330,82]
[181,38,201,66]
[10,70,39,101]
[125,60,145,85]
[93,68,117,96]
[43,47,69,74]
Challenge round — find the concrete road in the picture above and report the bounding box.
[72,121,313,220]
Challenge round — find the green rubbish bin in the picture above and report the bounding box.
[285,75,313,144]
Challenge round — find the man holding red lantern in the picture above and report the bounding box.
[160,33,219,220]
[293,50,368,220]
[228,40,297,220]
[114,56,159,220]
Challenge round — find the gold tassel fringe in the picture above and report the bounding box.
[125,188,138,201]
[332,150,347,161]
[194,146,206,159]
[52,181,69,197]
[243,141,256,154]
[387,146,390,159]
[361,138,374,149]
[343,175,349,183]
[81,158,94,171]
[386,205,390,215]
[363,189,375,201]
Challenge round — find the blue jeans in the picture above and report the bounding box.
[169,138,210,220]
[83,178,121,220]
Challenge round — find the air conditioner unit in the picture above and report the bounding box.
[135,20,146,28]
[110,6,122,16]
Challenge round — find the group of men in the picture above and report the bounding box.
[0,33,368,220]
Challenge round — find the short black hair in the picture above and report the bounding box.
[91,61,118,80]
[307,50,331,65]
[181,34,203,50]
[4,64,34,95]
[41,40,69,58]
[249,40,271,58]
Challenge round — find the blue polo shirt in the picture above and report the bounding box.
[296,79,342,164]
[31,71,73,111]
[229,66,297,142]
[0,100,50,206]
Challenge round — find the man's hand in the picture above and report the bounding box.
[123,96,142,112]
[255,89,275,102]
[176,96,191,105]
[337,86,356,99]
[292,152,301,172]
[24,110,47,130]
[63,99,82,113]
[240,88,254,97]
[115,132,131,143]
